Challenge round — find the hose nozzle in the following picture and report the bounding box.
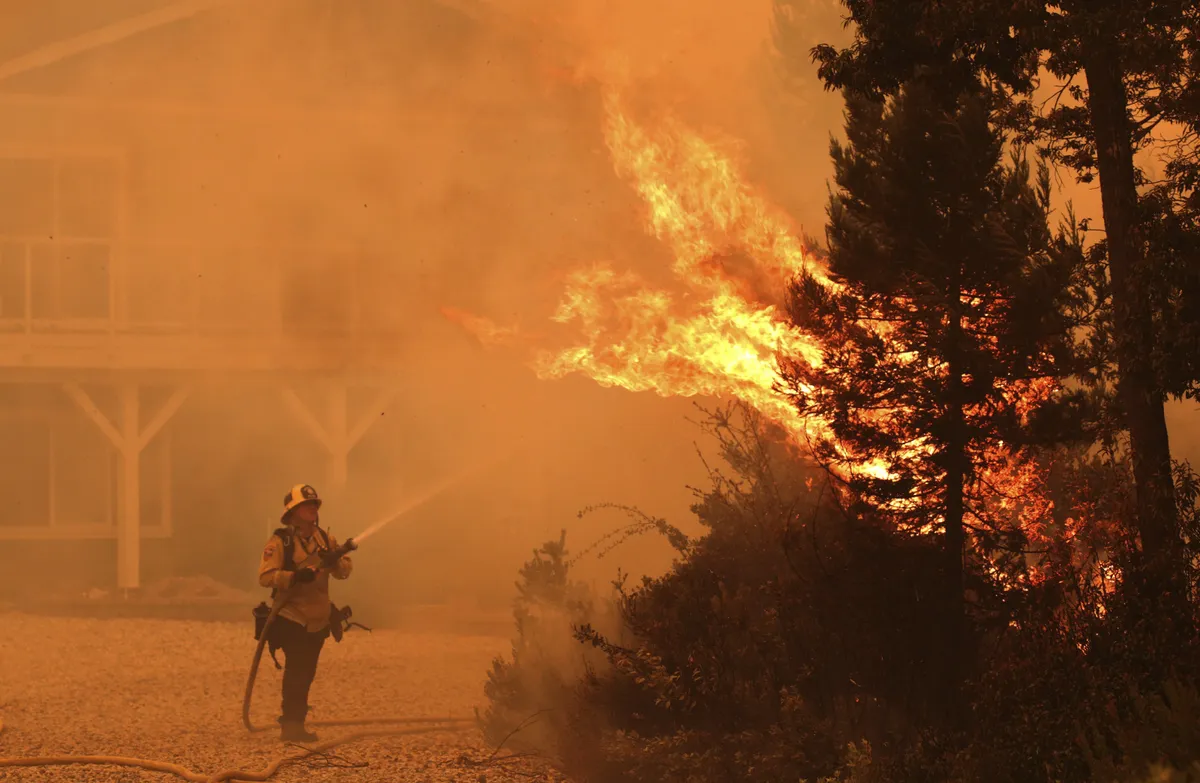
[319,537,358,569]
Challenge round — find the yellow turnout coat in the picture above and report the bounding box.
[258,525,353,632]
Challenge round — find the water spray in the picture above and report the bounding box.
[352,459,497,544]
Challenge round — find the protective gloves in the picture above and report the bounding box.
[318,549,344,569]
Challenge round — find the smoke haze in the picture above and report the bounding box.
[0,0,1195,629]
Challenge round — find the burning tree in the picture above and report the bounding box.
[782,82,1086,691]
[807,0,1198,620]
[459,73,1200,782]
[448,84,1100,614]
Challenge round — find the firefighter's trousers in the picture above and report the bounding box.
[272,616,329,724]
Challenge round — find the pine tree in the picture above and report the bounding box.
[806,0,1196,613]
[783,83,1081,700]
[1143,40,1200,401]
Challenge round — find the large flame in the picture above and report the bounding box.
[524,89,846,454]
[448,84,1069,560]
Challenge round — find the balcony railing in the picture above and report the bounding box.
[0,235,414,371]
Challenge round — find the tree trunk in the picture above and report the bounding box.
[943,296,968,716]
[944,440,966,627]
[942,420,967,714]
[1082,37,1181,596]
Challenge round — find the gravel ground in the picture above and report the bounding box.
[0,612,562,782]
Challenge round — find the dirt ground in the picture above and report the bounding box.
[0,612,561,782]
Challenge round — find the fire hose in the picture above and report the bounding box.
[241,537,356,733]
[240,469,491,734]
[2,537,470,783]
[241,536,469,735]
[3,469,500,779]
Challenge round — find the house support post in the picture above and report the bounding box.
[119,385,139,590]
[63,383,190,589]
[281,382,394,502]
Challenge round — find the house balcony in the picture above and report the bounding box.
[0,234,417,377]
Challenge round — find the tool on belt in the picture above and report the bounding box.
[242,536,361,733]
[250,534,369,667]
[252,599,372,648]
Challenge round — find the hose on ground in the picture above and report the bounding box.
[0,725,471,782]
[5,605,475,781]
[2,549,480,780]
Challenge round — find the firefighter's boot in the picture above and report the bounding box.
[280,722,319,743]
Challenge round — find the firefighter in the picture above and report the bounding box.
[258,484,353,742]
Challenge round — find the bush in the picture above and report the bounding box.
[482,406,974,780]
[481,406,1200,782]
[477,529,615,760]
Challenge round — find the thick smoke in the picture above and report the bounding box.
[0,0,832,622]
[1,0,1193,628]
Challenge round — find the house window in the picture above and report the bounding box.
[0,241,27,324]
[280,249,355,335]
[54,405,116,529]
[0,413,52,528]
[0,152,121,323]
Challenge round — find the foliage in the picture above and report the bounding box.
[806,0,1197,616]
[482,406,1200,782]
[939,457,1200,783]
[476,7,1200,779]
[558,406,990,779]
[1140,186,1200,400]
[477,529,613,758]
[806,0,1196,172]
[480,405,947,780]
[785,76,1088,576]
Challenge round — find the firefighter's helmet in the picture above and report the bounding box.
[282,484,322,521]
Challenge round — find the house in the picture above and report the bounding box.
[0,0,626,595]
